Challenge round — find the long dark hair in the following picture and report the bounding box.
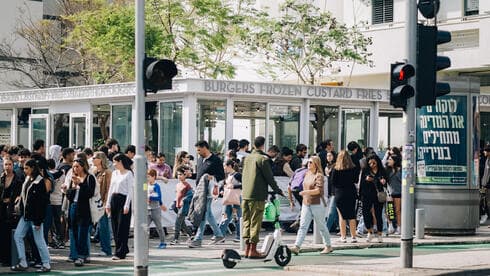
[25,159,41,179]
[113,153,133,172]
[366,154,387,179]
[387,154,402,173]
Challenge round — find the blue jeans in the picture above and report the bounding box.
[326,196,339,232]
[14,217,50,268]
[98,214,112,255]
[295,204,331,248]
[69,203,90,260]
[194,198,223,242]
[219,204,242,239]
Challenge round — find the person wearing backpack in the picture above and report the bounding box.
[287,166,307,231]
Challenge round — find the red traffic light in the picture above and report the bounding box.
[393,64,415,81]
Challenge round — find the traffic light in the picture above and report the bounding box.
[390,62,415,111]
[143,56,178,93]
[416,0,451,108]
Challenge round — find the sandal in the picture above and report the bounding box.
[36,266,51,273]
[11,264,28,271]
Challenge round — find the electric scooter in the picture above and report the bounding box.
[221,192,292,268]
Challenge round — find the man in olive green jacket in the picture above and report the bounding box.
[241,136,284,258]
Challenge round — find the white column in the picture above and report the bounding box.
[11,108,17,145]
[225,97,234,147]
[370,101,379,150]
[183,95,198,157]
[300,98,310,146]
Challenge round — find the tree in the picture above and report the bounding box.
[65,0,255,82]
[247,0,373,145]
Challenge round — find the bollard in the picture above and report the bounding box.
[313,222,322,244]
[415,208,425,239]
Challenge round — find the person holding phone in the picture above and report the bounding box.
[359,154,387,243]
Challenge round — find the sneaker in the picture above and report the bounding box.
[169,239,180,245]
[208,236,225,245]
[351,237,357,243]
[394,227,401,235]
[188,240,202,248]
[210,236,216,241]
[158,242,167,249]
[74,259,84,267]
[83,257,91,264]
[377,234,383,243]
[290,246,300,255]
[98,252,111,257]
[339,237,347,243]
[112,256,121,260]
[11,264,28,271]
[320,246,333,254]
[480,214,488,224]
[66,258,75,263]
[34,263,42,269]
[232,238,240,243]
[388,224,395,234]
[366,232,373,243]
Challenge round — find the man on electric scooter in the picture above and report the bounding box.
[241,136,284,259]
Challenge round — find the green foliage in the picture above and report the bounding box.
[247,0,373,84]
[64,0,255,83]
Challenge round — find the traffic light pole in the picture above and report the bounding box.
[134,0,148,275]
[401,0,417,268]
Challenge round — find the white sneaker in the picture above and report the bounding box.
[394,227,401,235]
[339,237,347,243]
[388,224,395,234]
[377,234,383,243]
[366,233,373,243]
[351,237,357,243]
[480,214,488,224]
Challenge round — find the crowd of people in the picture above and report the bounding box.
[0,136,408,271]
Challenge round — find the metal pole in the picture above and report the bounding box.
[401,0,417,268]
[134,0,148,275]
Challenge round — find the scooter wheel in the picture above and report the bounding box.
[221,249,240,269]
[274,245,291,267]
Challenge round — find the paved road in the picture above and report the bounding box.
[8,243,489,276]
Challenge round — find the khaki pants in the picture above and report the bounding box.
[241,200,265,244]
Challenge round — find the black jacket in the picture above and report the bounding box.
[193,154,225,186]
[66,174,96,222]
[0,172,23,222]
[20,175,49,226]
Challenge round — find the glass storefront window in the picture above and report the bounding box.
[378,112,403,150]
[160,102,182,167]
[0,109,12,145]
[93,105,111,148]
[72,117,86,149]
[341,109,370,149]
[32,108,48,114]
[145,102,159,153]
[233,102,266,144]
[111,105,132,150]
[309,106,339,153]
[197,100,226,155]
[17,108,31,148]
[53,114,69,148]
[481,112,490,145]
[268,105,300,150]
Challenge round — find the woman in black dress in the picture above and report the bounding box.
[0,157,23,266]
[331,150,358,243]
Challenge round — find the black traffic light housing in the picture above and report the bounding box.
[416,1,451,108]
[390,62,415,111]
[143,56,178,93]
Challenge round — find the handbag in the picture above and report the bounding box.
[376,186,387,203]
[222,187,241,205]
[89,175,104,224]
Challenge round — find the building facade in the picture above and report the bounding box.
[0,78,487,166]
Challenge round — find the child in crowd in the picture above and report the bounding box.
[147,169,167,249]
[170,166,194,245]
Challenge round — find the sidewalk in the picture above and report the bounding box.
[1,224,490,275]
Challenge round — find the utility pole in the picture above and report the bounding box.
[134,0,148,275]
[401,0,417,268]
